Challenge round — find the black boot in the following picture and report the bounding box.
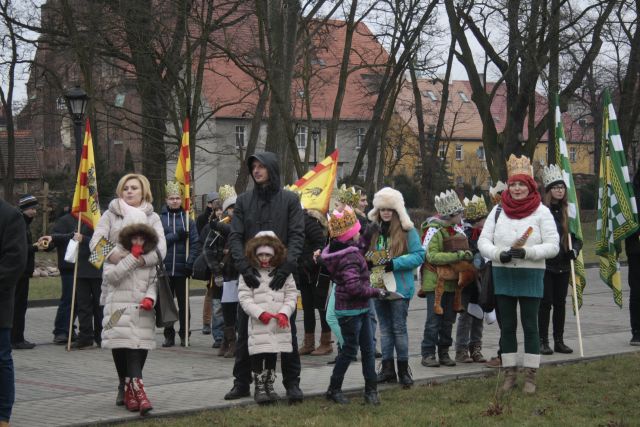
[554,336,573,354]
[224,381,250,400]
[631,331,640,346]
[376,359,397,383]
[397,360,414,388]
[162,328,175,348]
[363,380,380,405]
[325,376,349,404]
[438,348,456,367]
[540,338,553,355]
[253,372,270,404]
[116,378,125,406]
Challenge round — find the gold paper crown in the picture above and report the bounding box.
[463,195,489,221]
[336,184,361,207]
[328,208,359,238]
[489,180,507,204]
[507,154,533,178]
[434,189,464,217]
[165,181,181,197]
[542,164,565,189]
[218,184,237,202]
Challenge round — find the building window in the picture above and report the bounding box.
[456,176,464,187]
[477,146,485,160]
[425,90,438,101]
[235,126,245,149]
[114,93,126,107]
[438,144,446,159]
[296,126,307,149]
[569,147,577,163]
[356,127,365,149]
[56,96,66,111]
[455,144,463,161]
[458,91,470,103]
[471,176,477,187]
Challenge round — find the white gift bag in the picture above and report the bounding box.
[64,239,79,263]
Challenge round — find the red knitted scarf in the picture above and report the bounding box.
[501,174,541,219]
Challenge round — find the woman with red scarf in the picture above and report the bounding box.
[478,155,559,394]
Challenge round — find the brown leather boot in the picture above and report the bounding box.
[299,333,316,355]
[502,367,518,392]
[0,420,10,427]
[523,368,537,394]
[310,332,333,355]
[224,327,236,358]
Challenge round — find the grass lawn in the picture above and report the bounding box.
[124,353,640,427]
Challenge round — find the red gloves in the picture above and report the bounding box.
[139,297,154,311]
[276,313,289,329]
[258,312,273,325]
[131,244,144,258]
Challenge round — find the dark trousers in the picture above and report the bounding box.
[53,274,76,337]
[233,305,300,388]
[165,276,190,339]
[11,275,29,344]
[76,278,103,344]
[629,258,640,333]
[331,313,376,383]
[222,302,238,328]
[0,328,14,422]
[496,295,540,354]
[250,353,277,373]
[539,271,570,342]
[298,268,330,334]
[112,349,148,379]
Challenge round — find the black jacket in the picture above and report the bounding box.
[49,213,102,278]
[298,209,327,274]
[545,202,583,273]
[229,152,305,273]
[23,213,37,277]
[0,199,27,328]
[197,206,213,235]
[160,206,201,277]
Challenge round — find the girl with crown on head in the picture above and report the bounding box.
[478,155,559,394]
[362,187,425,388]
[419,189,472,368]
[538,165,582,355]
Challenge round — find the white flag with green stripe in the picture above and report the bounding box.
[554,94,586,309]
[596,89,639,307]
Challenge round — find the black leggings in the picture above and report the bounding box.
[250,353,277,373]
[538,270,570,341]
[298,269,330,334]
[112,349,148,379]
[222,302,238,328]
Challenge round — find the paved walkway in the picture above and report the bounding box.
[10,266,639,426]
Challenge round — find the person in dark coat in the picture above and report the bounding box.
[0,197,27,424]
[160,182,201,347]
[225,151,305,403]
[41,210,104,348]
[196,191,220,234]
[626,167,640,346]
[12,194,42,350]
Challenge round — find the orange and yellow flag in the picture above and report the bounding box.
[71,119,101,229]
[290,150,339,214]
[174,118,192,216]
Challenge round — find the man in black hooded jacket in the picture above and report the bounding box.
[225,152,305,403]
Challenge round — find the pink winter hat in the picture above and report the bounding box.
[328,207,361,242]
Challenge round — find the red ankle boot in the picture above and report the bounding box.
[124,378,139,412]
[131,377,153,415]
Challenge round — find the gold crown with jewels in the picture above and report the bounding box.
[463,195,488,221]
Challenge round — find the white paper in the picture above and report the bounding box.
[64,239,79,263]
[382,271,397,292]
[221,280,239,303]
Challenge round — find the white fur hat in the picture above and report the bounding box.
[367,187,414,230]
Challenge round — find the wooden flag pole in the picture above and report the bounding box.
[67,215,82,351]
[184,213,190,347]
[568,235,584,357]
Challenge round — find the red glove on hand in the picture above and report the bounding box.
[258,312,273,325]
[276,313,289,329]
[139,297,154,311]
[131,244,144,258]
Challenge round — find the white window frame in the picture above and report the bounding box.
[235,125,246,149]
[438,144,446,159]
[569,146,577,163]
[456,176,464,186]
[356,127,365,149]
[296,126,307,150]
[477,146,485,160]
[425,90,437,101]
[455,144,463,161]
[458,91,470,103]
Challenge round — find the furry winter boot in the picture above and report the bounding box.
[311,332,333,355]
[501,367,518,392]
[264,369,280,402]
[253,372,269,404]
[523,368,537,394]
[131,378,153,415]
[124,378,139,412]
[116,377,125,406]
[363,380,380,405]
[299,333,316,355]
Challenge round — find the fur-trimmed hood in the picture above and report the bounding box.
[368,187,414,230]
[118,223,159,254]
[245,232,287,269]
[306,208,328,229]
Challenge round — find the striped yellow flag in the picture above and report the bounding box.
[71,119,101,229]
[289,150,339,214]
[174,118,192,217]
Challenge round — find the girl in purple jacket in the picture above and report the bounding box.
[321,207,387,405]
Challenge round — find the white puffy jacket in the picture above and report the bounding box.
[478,204,559,269]
[238,269,298,355]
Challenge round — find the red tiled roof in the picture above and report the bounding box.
[0,130,42,180]
[397,80,593,144]
[202,16,389,121]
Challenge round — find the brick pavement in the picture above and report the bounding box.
[9,266,639,426]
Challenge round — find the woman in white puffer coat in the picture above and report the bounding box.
[90,173,166,416]
[238,231,298,404]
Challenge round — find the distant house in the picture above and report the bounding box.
[0,130,43,197]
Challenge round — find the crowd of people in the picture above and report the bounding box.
[2,151,639,424]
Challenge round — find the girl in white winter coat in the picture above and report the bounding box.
[237,231,298,404]
[90,174,166,416]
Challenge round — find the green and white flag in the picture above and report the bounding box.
[554,94,586,309]
[596,89,639,307]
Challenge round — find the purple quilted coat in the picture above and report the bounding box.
[321,240,381,311]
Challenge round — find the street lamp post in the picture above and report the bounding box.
[311,128,320,165]
[65,86,89,175]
